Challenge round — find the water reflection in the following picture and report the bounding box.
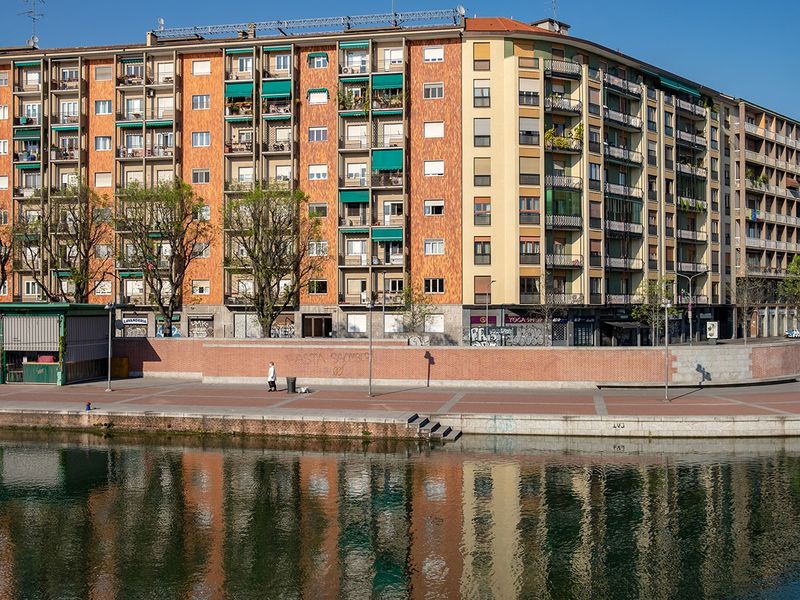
[0,433,798,599]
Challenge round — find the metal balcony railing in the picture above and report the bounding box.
[676,162,708,178]
[603,107,642,129]
[340,175,369,188]
[605,257,644,270]
[51,113,79,125]
[543,96,582,113]
[545,214,582,228]
[603,73,642,96]
[264,101,292,115]
[372,134,404,148]
[676,229,708,242]
[224,141,254,153]
[604,219,644,235]
[604,182,643,198]
[545,137,582,152]
[548,293,584,305]
[371,172,403,187]
[677,261,708,273]
[676,129,707,147]
[604,144,642,164]
[606,294,644,304]
[341,135,369,149]
[545,174,582,189]
[675,98,707,119]
[14,116,41,126]
[545,253,583,267]
[544,58,582,78]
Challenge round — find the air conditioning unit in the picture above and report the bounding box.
[342,67,350,74]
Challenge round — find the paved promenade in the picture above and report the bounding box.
[0,377,798,418]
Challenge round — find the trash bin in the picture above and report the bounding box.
[286,377,297,394]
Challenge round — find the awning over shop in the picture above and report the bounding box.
[603,321,645,329]
[225,82,254,98]
[371,73,403,90]
[371,148,403,171]
[339,189,369,203]
[261,79,291,98]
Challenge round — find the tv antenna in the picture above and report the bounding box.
[551,0,558,20]
[20,0,45,47]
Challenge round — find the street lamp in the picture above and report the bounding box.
[662,299,672,403]
[104,302,114,392]
[367,298,373,397]
[484,279,497,344]
[675,271,704,346]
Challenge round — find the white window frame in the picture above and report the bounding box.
[0,72,7,86]
[423,121,444,138]
[423,46,445,63]
[308,126,328,142]
[424,199,444,216]
[192,94,210,110]
[0,140,7,155]
[192,169,210,184]
[308,164,328,180]
[308,90,328,105]
[192,280,211,295]
[94,66,112,81]
[311,55,328,69]
[0,176,8,190]
[94,172,112,188]
[0,105,8,120]
[424,239,445,255]
[424,161,445,177]
[309,241,329,256]
[423,82,444,99]
[192,60,211,76]
[192,131,211,147]
[94,100,112,115]
[94,136,112,151]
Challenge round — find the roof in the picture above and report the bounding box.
[465,17,540,33]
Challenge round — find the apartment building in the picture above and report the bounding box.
[0,11,797,345]
[0,13,464,341]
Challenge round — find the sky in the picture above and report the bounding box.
[2,0,797,119]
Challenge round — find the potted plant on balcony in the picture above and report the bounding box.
[572,122,584,143]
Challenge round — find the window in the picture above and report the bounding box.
[647,106,657,131]
[310,54,328,69]
[474,198,491,225]
[192,169,210,184]
[93,136,111,151]
[519,78,539,106]
[423,82,444,99]
[424,314,444,333]
[424,121,444,138]
[306,279,329,296]
[0,105,6,120]
[192,131,210,147]
[192,94,210,110]
[423,46,444,63]
[424,278,445,294]
[309,203,328,218]
[237,166,254,183]
[424,239,444,255]
[308,164,328,180]
[424,160,444,177]
[94,243,112,259]
[94,100,111,115]
[94,66,112,81]
[24,280,39,296]
[473,42,490,70]
[384,314,404,333]
[0,176,7,190]
[383,48,403,68]
[94,172,111,188]
[308,89,328,104]
[192,280,210,295]
[474,238,491,264]
[664,111,673,136]
[0,210,7,225]
[519,117,539,145]
[192,60,211,76]
[589,163,601,190]
[347,314,367,334]
[275,54,291,71]
[711,126,719,149]
[474,157,491,186]
[95,281,112,296]
[309,241,329,256]
[192,242,210,258]
[588,88,600,114]
[308,126,328,142]
[520,157,539,185]
[237,56,253,74]
[0,141,6,155]
[519,238,540,261]
[424,199,444,216]
[473,79,490,107]
[0,72,7,86]
[474,118,490,147]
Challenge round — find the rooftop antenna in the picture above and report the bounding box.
[551,0,558,20]
[20,0,45,47]
[157,17,165,31]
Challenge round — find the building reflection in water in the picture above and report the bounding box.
[0,434,799,599]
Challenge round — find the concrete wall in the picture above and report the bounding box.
[113,338,800,387]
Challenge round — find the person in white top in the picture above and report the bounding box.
[267,361,277,392]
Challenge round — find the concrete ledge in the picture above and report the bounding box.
[433,413,800,438]
[201,376,605,389]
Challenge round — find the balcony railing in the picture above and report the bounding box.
[676,196,708,212]
[604,144,642,164]
[117,74,144,86]
[224,103,254,117]
[604,182,643,199]
[117,146,174,158]
[520,293,540,305]
[604,220,644,235]
[50,148,78,161]
[340,63,369,75]
[340,135,369,150]
[14,151,41,162]
[545,214,582,228]
[676,229,708,242]
[371,172,403,187]
[14,83,42,93]
[14,116,41,126]
[545,137,582,152]
[519,254,540,265]
[676,129,707,147]
[373,133,404,148]
[519,212,540,225]
[677,261,708,273]
[603,73,642,96]
[264,101,292,115]
[224,141,254,154]
[544,59,582,78]
[51,113,79,125]
[676,162,708,178]
[675,98,707,119]
[225,70,253,81]
[340,175,369,188]
[545,253,583,268]
[605,257,644,270]
[545,174,582,190]
[548,293,584,305]
[372,95,404,110]
[339,253,368,267]
[263,133,292,153]
[606,294,644,305]
[603,107,642,129]
[543,96,582,113]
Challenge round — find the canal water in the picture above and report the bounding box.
[0,432,799,599]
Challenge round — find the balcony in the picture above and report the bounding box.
[519,253,540,265]
[676,294,709,305]
[605,257,644,270]
[603,73,642,97]
[676,229,708,242]
[676,162,708,178]
[51,113,79,125]
[676,129,706,147]
[225,70,253,81]
[340,175,369,188]
[373,132,404,149]
[372,93,404,111]
[14,151,41,163]
[548,293,584,305]
[116,112,143,123]
[677,261,708,273]
[545,174,582,190]
[117,146,174,159]
[224,103,254,118]
[264,100,292,116]
[604,182,643,199]
[676,196,708,212]
[520,293,540,304]
[543,96,582,114]
[52,79,80,92]
[603,107,642,130]
[543,59,581,79]
[371,171,403,188]
[339,253,368,267]
[119,294,147,306]
[224,141,254,154]
[117,74,144,86]
[675,98,707,119]
[604,219,644,235]
[607,294,644,304]
[13,187,38,198]
[340,135,369,150]
[545,253,583,268]
[50,148,79,161]
[604,144,642,164]
[263,133,293,154]
[545,137,582,152]
[14,116,41,126]
[519,212,540,225]
[545,214,582,229]
[224,294,253,306]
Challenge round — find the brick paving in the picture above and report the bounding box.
[0,377,797,419]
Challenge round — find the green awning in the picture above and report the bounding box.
[225,116,253,122]
[372,227,403,241]
[13,129,41,140]
[145,120,173,128]
[117,121,142,128]
[341,76,369,83]
[156,313,181,322]
[659,75,701,99]
[372,109,402,115]
[15,162,41,170]
[14,61,40,67]
[340,189,369,203]
[225,82,254,98]
[263,114,291,121]
[307,52,328,59]
[371,148,403,171]
[340,41,369,49]
[119,56,143,64]
[340,110,368,117]
[118,271,143,278]
[342,228,369,234]
[307,87,327,96]
[264,45,291,52]
[372,73,403,90]
[56,270,71,278]
[52,125,79,132]
[261,79,291,98]
[225,47,254,55]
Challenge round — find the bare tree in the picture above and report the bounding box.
[0,227,12,296]
[733,272,769,344]
[224,183,321,337]
[115,181,212,336]
[400,283,434,335]
[530,272,566,347]
[631,277,679,346]
[12,185,113,302]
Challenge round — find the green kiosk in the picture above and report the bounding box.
[0,303,109,385]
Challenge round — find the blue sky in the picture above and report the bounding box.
[2,0,797,118]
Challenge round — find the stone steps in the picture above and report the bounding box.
[407,413,462,443]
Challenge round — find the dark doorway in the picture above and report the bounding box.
[303,314,332,338]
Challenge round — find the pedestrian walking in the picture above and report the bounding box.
[267,361,277,392]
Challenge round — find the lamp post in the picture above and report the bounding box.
[484,279,496,344]
[367,299,373,397]
[675,271,704,345]
[104,302,114,392]
[662,299,671,402]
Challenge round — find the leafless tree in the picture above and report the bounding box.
[631,277,680,345]
[733,272,770,344]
